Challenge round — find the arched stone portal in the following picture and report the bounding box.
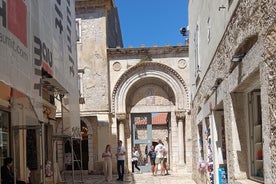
[112,62,191,172]
[112,62,189,113]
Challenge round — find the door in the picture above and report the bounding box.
[131,113,152,172]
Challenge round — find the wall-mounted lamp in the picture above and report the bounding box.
[180,27,189,36]
[231,53,246,62]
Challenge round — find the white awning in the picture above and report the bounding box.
[42,78,68,95]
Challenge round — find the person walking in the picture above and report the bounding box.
[102,144,112,182]
[148,145,156,176]
[154,140,165,176]
[131,147,141,173]
[115,140,126,181]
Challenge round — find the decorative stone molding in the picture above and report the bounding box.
[113,62,121,71]
[116,113,126,121]
[178,59,187,69]
[175,111,185,121]
[112,62,189,113]
[107,46,188,58]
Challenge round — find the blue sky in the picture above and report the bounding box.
[114,0,188,48]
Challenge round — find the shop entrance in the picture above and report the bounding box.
[12,125,44,184]
[131,113,152,172]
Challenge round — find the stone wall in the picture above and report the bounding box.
[76,9,109,112]
[190,0,275,183]
[263,24,276,182]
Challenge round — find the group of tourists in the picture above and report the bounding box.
[102,139,169,182]
[148,139,169,176]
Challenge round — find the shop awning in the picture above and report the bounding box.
[41,78,68,95]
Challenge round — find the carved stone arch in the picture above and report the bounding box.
[112,62,189,114]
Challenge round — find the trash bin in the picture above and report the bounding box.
[218,167,228,184]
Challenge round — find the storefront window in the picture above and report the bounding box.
[249,90,264,181]
[0,110,10,166]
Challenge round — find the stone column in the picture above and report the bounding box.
[88,131,94,171]
[176,111,185,166]
[117,113,126,144]
[185,112,193,171]
[170,111,178,171]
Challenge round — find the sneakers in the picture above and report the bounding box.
[139,170,142,174]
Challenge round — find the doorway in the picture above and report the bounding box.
[81,120,88,170]
[249,90,263,181]
[131,113,152,172]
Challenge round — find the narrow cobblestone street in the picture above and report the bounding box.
[63,171,196,184]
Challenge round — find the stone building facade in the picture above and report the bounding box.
[108,46,191,173]
[188,0,275,183]
[75,0,192,175]
[75,0,123,173]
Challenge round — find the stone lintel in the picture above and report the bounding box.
[107,46,189,58]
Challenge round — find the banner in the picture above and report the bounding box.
[0,0,80,128]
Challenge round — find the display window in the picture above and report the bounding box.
[0,110,10,167]
[249,90,263,182]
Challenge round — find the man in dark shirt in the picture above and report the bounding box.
[148,145,156,176]
[1,157,26,184]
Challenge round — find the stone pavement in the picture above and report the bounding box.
[63,171,196,184]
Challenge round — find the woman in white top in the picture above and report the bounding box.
[102,144,112,182]
[131,147,141,173]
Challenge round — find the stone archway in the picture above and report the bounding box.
[112,62,190,171]
[112,62,189,114]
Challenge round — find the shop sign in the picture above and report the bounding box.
[33,36,53,96]
[0,0,28,60]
